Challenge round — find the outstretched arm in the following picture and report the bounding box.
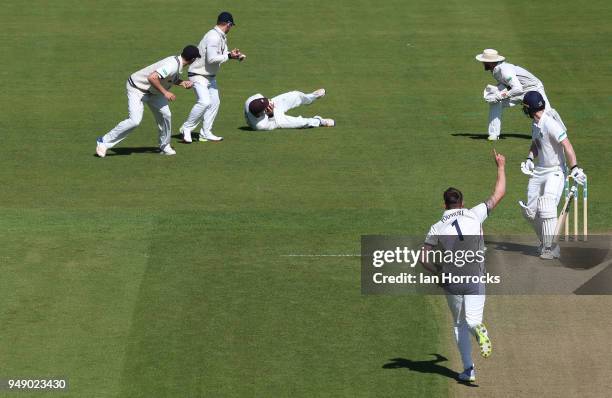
[485,149,506,212]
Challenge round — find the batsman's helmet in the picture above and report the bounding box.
[522,91,546,118]
[248,97,269,116]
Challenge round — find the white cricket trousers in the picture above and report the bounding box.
[181,75,220,136]
[269,91,321,129]
[488,85,550,138]
[524,166,566,246]
[101,82,172,149]
[446,294,485,370]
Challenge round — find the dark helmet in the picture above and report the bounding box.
[248,97,269,116]
[522,91,546,118]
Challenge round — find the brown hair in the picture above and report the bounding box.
[444,187,463,209]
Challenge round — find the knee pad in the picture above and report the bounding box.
[537,195,557,219]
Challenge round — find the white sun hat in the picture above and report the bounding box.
[475,49,505,62]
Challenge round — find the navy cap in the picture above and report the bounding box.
[181,45,200,61]
[522,91,545,117]
[217,11,235,26]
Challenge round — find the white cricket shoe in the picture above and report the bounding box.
[180,126,192,143]
[160,144,176,156]
[96,138,107,158]
[314,116,335,127]
[458,365,476,382]
[488,135,499,141]
[540,245,561,260]
[313,88,326,98]
[199,132,223,142]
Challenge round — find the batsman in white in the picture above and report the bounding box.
[180,11,246,143]
[476,49,550,141]
[96,45,200,157]
[244,89,335,131]
[518,91,587,259]
[421,150,506,383]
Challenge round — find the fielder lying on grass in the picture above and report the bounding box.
[244,89,335,131]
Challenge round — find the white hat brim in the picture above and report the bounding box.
[475,53,505,62]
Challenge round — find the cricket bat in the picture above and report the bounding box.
[553,185,577,242]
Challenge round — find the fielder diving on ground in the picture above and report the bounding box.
[244,89,335,131]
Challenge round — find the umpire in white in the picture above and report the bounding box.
[96,45,200,157]
[180,12,246,143]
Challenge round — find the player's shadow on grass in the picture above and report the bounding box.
[383,354,477,386]
[238,126,253,131]
[383,354,479,387]
[106,147,160,156]
[451,133,531,140]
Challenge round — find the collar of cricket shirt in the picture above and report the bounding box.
[214,26,226,38]
[442,208,464,216]
[535,109,549,129]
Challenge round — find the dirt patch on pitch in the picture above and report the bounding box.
[448,246,612,398]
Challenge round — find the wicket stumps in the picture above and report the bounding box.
[562,176,588,241]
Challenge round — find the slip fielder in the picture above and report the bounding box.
[96,45,200,157]
[179,12,245,143]
[421,150,506,383]
[518,91,587,259]
[476,49,550,141]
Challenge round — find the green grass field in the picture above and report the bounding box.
[1,0,611,396]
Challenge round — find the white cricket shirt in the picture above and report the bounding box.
[425,203,488,248]
[189,26,229,77]
[129,55,183,94]
[493,62,543,98]
[532,108,568,168]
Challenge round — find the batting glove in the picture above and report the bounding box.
[520,158,535,176]
[570,165,587,185]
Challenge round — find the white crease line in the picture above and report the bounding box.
[280,254,361,257]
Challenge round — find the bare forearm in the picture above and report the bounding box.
[528,142,538,159]
[147,74,169,95]
[562,139,578,168]
[486,165,506,211]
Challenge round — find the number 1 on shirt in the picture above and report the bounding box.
[451,220,464,241]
